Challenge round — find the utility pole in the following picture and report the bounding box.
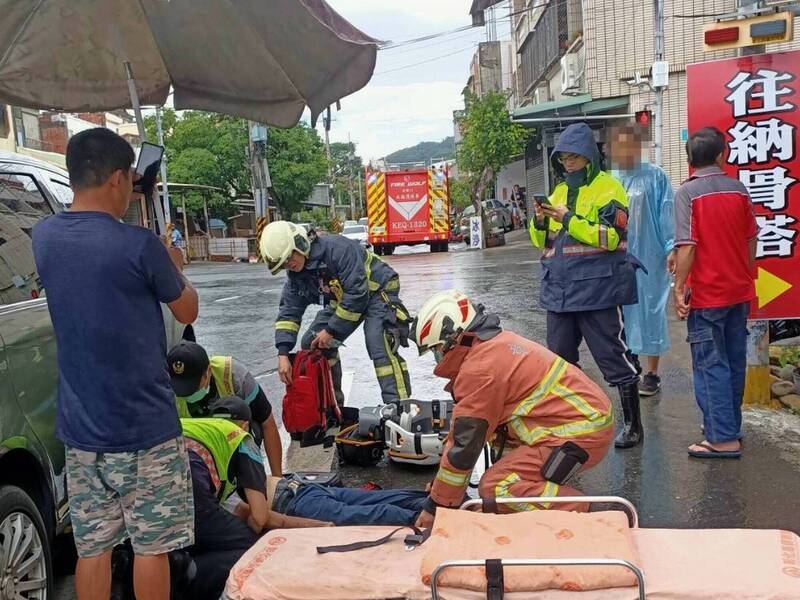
[652,0,666,166]
[347,134,356,220]
[155,106,171,225]
[738,0,769,405]
[249,121,271,253]
[323,107,335,219]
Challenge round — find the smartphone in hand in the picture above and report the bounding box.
[132,142,165,197]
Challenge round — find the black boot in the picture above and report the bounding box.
[614,382,643,449]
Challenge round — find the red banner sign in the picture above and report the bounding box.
[687,50,800,320]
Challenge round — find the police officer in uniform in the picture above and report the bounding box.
[168,341,283,475]
[260,221,411,405]
[530,122,643,448]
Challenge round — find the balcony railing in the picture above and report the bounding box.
[518,0,582,96]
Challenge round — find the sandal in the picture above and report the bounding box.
[688,441,741,459]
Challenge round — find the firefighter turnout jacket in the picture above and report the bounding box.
[529,124,638,312]
[427,330,613,511]
[274,234,399,354]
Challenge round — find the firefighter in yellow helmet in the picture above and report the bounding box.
[410,290,613,528]
[260,221,411,404]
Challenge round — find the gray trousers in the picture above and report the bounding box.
[301,291,411,404]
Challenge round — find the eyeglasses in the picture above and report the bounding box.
[557,153,583,164]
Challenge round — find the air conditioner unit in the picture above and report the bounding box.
[533,85,551,105]
[560,53,582,95]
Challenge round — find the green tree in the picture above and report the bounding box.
[143,109,248,217]
[456,91,527,244]
[266,123,329,216]
[449,178,472,211]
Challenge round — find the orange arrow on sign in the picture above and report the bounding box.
[755,267,792,308]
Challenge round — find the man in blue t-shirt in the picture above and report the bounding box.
[32,128,199,600]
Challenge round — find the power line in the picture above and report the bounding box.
[373,45,479,76]
[379,25,474,50]
[379,29,485,56]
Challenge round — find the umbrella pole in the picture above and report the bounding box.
[124,61,167,236]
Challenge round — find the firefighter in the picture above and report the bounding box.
[167,340,283,476]
[261,220,411,404]
[529,122,643,449]
[410,290,613,528]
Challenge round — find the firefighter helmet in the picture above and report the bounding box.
[259,221,311,274]
[410,290,477,355]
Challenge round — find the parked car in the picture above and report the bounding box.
[0,150,75,598]
[358,217,368,227]
[343,219,358,228]
[342,224,370,248]
[459,199,514,244]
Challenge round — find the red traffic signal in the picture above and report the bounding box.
[635,110,651,127]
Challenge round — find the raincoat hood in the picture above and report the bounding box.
[551,122,602,177]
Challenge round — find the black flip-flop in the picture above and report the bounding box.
[688,441,741,459]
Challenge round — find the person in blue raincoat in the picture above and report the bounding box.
[609,123,675,396]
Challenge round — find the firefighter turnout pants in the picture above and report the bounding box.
[479,436,612,513]
[301,290,411,404]
[546,307,640,387]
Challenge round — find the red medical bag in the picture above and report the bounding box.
[282,350,341,447]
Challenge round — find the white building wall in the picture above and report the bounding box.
[495,158,526,204]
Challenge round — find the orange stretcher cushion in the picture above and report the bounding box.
[420,508,639,593]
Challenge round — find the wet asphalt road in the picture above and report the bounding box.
[54,229,800,598]
[190,229,800,533]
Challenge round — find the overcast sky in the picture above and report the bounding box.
[321,0,511,161]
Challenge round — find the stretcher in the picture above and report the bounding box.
[223,496,800,600]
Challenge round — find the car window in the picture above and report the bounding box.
[343,225,366,234]
[49,179,73,208]
[462,206,475,216]
[0,172,51,304]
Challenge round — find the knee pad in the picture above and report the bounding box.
[540,442,589,485]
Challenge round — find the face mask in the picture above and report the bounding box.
[185,385,210,403]
[432,348,445,364]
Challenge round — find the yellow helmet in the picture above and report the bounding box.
[411,290,477,355]
[259,221,311,274]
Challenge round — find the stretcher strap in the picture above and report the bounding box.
[316,526,430,554]
[486,559,505,600]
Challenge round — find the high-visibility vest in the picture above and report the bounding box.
[181,418,249,502]
[176,356,235,418]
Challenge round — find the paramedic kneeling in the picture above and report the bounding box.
[168,341,283,476]
[410,291,614,528]
[182,397,325,600]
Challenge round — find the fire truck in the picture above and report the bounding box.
[364,164,450,255]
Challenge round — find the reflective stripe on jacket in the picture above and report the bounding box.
[529,170,638,312]
[274,234,398,353]
[181,418,250,502]
[429,331,613,509]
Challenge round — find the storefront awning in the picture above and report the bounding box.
[512,95,630,123]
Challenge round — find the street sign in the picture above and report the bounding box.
[703,12,794,52]
[687,50,800,320]
[469,217,482,250]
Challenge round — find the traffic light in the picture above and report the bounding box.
[704,11,794,51]
[635,110,651,127]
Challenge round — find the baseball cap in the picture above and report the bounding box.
[167,341,210,397]
[210,396,252,423]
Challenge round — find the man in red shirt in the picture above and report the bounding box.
[673,127,758,459]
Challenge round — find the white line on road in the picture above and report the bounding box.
[214,295,242,303]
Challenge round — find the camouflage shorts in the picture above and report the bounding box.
[66,437,194,558]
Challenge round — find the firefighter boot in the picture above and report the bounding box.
[614,382,643,449]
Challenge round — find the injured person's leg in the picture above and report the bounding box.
[268,477,428,526]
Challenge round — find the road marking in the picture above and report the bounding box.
[214,295,242,303]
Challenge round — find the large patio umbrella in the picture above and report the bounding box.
[0,0,379,128]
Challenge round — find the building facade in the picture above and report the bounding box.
[494,0,800,194]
